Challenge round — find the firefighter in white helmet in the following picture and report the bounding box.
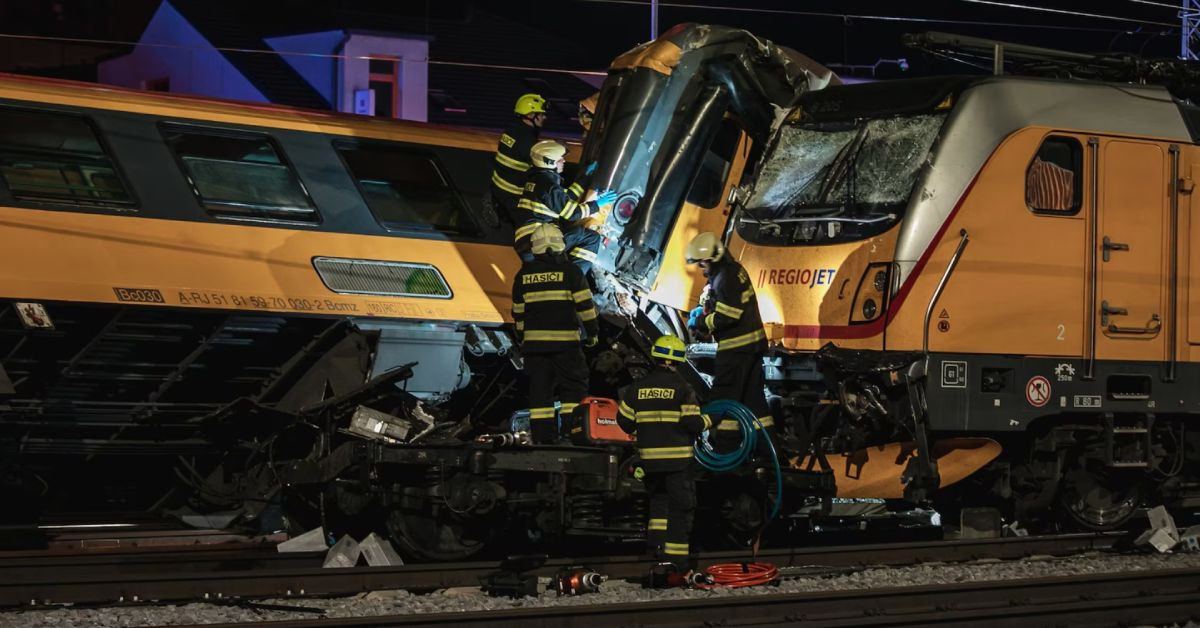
[685,232,776,453]
[514,140,617,276]
[511,222,600,444]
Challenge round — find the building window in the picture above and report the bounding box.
[143,77,170,92]
[162,125,318,223]
[1027,136,1082,215]
[368,57,398,118]
[0,107,134,208]
[335,140,475,234]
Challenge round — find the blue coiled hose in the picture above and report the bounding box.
[693,399,783,520]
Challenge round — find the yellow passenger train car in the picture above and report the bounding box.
[0,73,532,515]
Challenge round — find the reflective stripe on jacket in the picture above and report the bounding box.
[701,259,767,354]
[616,368,708,471]
[490,121,539,206]
[511,257,598,354]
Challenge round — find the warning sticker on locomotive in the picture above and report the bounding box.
[940,360,966,388]
[1026,376,1051,408]
[15,302,53,329]
[1072,395,1102,409]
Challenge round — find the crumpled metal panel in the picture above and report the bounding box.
[582,24,837,287]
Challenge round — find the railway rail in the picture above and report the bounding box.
[181,566,1200,627]
[2,532,1122,607]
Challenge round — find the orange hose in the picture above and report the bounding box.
[697,562,779,588]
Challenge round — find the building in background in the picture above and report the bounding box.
[97,0,598,133]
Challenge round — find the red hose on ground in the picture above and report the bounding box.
[697,562,779,588]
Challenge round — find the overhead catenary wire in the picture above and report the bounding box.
[1126,0,1193,9]
[0,32,608,77]
[958,0,1179,27]
[578,0,1178,33]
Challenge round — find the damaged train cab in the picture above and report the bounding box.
[580,23,837,314]
[730,72,1200,529]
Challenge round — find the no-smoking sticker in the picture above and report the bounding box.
[1026,375,1051,408]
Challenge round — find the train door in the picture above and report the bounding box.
[1093,139,1168,363]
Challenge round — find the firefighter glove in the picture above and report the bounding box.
[687,306,705,330]
[595,190,618,206]
[584,160,598,176]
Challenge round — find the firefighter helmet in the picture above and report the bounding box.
[685,232,724,263]
[530,140,567,168]
[651,335,687,363]
[529,222,566,255]
[514,93,547,116]
[578,92,598,131]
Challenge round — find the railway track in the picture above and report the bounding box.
[3,532,1123,607]
[181,566,1200,627]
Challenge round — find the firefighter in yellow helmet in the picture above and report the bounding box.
[685,232,776,453]
[490,93,547,224]
[616,335,709,572]
[514,139,616,275]
[511,222,600,444]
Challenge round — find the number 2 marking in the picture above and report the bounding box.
[1056,324,1065,341]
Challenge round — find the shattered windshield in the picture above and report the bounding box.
[742,113,945,243]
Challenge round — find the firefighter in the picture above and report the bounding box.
[515,139,617,274]
[511,222,600,444]
[685,232,776,452]
[490,93,547,224]
[616,334,709,571]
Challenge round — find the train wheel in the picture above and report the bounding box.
[709,477,766,549]
[385,473,499,561]
[322,479,382,541]
[1057,456,1144,530]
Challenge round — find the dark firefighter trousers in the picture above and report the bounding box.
[525,347,589,444]
[644,464,697,569]
[515,225,602,275]
[711,349,777,456]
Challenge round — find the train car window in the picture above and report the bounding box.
[1026,136,1082,215]
[335,141,476,234]
[0,108,135,208]
[686,117,741,209]
[161,125,318,223]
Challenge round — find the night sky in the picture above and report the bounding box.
[0,0,1189,79]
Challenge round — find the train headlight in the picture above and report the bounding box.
[850,263,890,324]
[612,192,639,225]
[862,298,877,320]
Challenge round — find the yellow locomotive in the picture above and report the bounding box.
[586,30,1200,529]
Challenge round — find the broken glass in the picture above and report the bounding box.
[746,113,946,232]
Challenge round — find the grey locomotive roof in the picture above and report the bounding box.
[893,75,1190,290]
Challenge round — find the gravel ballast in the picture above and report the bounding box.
[5,551,1200,627]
